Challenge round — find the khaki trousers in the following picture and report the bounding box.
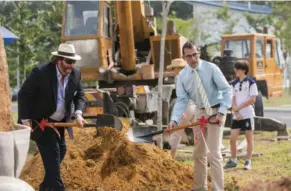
[193,108,225,191]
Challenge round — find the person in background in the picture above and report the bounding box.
[18,43,87,191]
[169,101,196,158]
[224,61,258,170]
[167,59,197,159]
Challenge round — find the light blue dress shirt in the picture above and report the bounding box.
[171,59,232,124]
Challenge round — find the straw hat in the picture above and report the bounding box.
[51,43,81,60]
[167,58,187,70]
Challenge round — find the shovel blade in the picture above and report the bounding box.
[130,125,164,143]
[96,114,123,132]
[82,114,123,132]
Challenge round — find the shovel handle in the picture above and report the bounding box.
[45,122,81,127]
[164,121,200,133]
[164,114,219,133]
[45,122,98,128]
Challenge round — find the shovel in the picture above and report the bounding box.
[42,114,123,132]
[135,115,218,142]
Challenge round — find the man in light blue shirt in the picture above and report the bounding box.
[168,41,232,191]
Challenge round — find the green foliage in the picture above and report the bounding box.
[216,5,238,35]
[0,1,63,88]
[150,1,192,20]
[244,12,272,33]
[217,5,230,21]
[271,2,291,51]
[156,11,204,44]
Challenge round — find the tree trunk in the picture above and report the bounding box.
[156,1,173,149]
[0,34,13,131]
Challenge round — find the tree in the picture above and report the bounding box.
[0,1,63,88]
[150,1,192,20]
[244,12,272,33]
[216,5,238,34]
[156,12,196,37]
[271,2,291,51]
[157,0,173,149]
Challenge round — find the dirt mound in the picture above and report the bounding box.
[21,127,193,191]
[0,33,13,132]
[242,177,291,191]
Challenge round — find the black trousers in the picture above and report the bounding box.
[36,118,67,191]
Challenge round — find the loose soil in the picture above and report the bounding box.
[241,177,291,191]
[0,34,13,132]
[21,127,193,191]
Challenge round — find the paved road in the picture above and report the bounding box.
[264,109,291,128]
[12,102,17,112]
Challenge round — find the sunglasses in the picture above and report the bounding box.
[63,58,76,65]
[185,52,200,59]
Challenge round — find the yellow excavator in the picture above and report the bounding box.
[61,1,190,146]
[61,1,289,145]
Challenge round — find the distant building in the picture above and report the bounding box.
[184,1,273,45]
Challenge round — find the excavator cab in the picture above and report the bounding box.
[62,1,112,81]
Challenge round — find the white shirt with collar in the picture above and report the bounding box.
[49,65,70,121]
[231,76,258,119]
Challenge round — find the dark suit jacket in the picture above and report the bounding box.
[18,61,86,140]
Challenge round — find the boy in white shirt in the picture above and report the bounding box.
[224,61,258,170]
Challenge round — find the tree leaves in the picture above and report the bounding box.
[1,1,63,87]
[271,2,291,51]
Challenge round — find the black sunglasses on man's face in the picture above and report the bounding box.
[63,58,76,65]
[184,52,200,59]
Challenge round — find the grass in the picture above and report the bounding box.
[12,111,18,122]
[11,109,291,190]
[263,89,291,107]
[178,130,291,191]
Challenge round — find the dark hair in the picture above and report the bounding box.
[234,61,249,74]
[182,40,199,55]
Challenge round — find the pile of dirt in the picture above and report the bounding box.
[242,177,291,191]
[21,127,193,191]
[0,34,13,132]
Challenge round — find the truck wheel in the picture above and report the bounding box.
[254,92,264,117]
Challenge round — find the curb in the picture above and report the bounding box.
[264,107,291,112]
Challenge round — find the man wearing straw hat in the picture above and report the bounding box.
[18,43,86,191]
[168,41,232,191]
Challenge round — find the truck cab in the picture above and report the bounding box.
[220,33,284,99]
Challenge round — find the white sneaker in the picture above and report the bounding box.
[244,160,252,170]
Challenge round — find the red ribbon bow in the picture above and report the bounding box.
[199,116,208,133]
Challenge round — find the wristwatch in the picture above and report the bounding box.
[218,112,224,116]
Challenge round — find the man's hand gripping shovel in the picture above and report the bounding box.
[33,114,123,139]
